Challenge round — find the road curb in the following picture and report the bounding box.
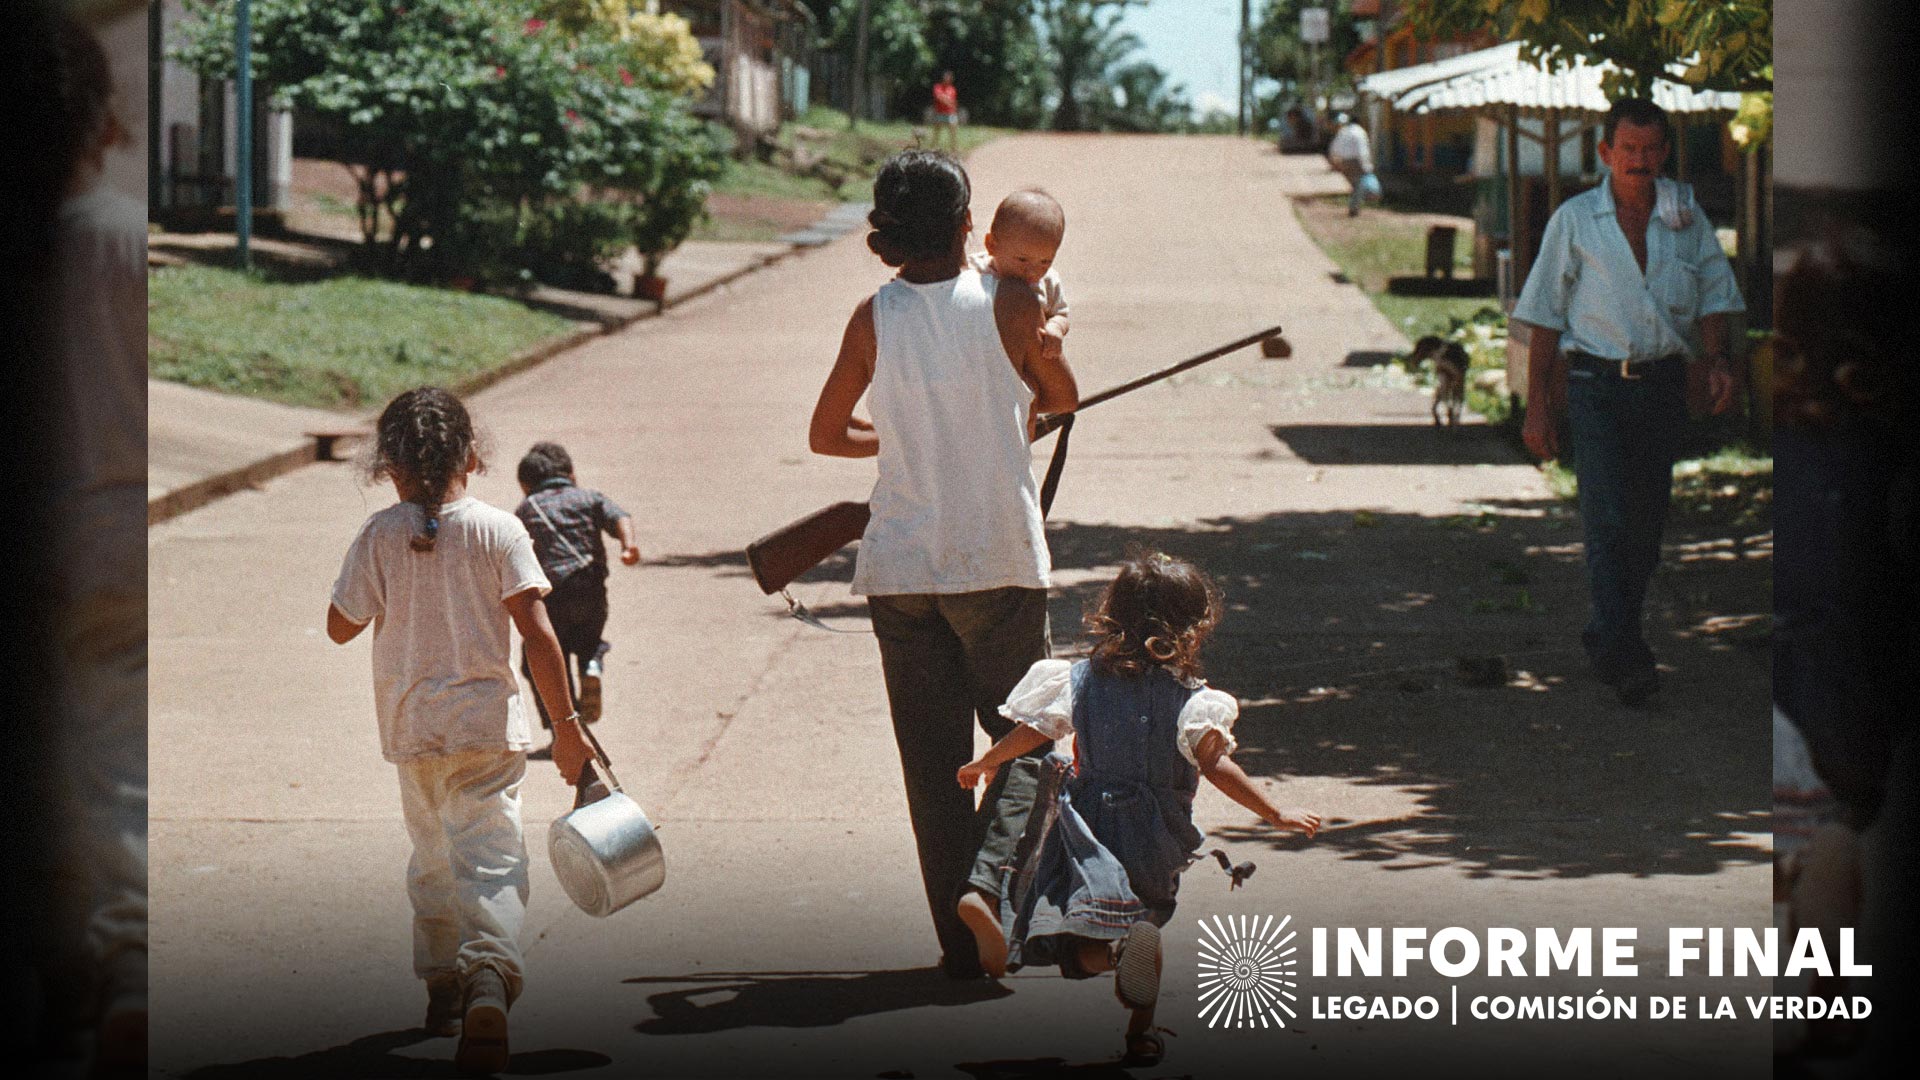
[147,441,322,527]
[148,234,821,527]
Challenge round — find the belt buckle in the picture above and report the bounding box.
[1619,359,1642,380]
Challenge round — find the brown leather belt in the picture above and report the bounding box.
[1566,350,1684,381]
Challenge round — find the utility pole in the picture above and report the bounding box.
[1238,0,1250,135]
[148,1,163,215]
[850,0,870,130]
[235,0,253,270]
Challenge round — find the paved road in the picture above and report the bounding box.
[150,136,1772,1078]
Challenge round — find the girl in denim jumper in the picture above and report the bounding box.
[957,552,1321,1065]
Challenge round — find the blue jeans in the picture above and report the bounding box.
[1566,358,1688,674]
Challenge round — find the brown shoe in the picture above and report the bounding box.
[424,973,462,1037]
[454,967,510,1075]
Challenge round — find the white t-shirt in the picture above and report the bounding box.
[55,178,146,602]
[998,658,1240,767]
[854,268,1051,596]
[57,179,146,499]
[1328,123,1373,170]
[967,250,1068,322]
[332,497,551,762]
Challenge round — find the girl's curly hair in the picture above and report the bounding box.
[366,387,480,552]
[866,150,970,267]
[1086,549,1223,682]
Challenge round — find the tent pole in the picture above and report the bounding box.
[1507,105,1524,288]
[1544,108,1561,216]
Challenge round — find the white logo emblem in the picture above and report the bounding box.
[1196,914,1300,1028]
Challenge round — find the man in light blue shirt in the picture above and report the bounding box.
[1512,97,1745,706]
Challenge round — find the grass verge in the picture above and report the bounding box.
[149,264,576,410]
[1293,193,1491,341]
[1292,193,1515,422]
[1545,443,1773,526]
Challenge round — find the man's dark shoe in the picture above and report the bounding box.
[424,974,462,1037]
[1616,668,1660,708]
[940,952,987,980]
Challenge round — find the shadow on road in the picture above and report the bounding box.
[626,967,1012,1035]
[672,488,1770,886]
[1268,422,1520,465]
[1342,349,1402,367]
[179,1028,611,1079]
[1040,506,1771,884]
[953,1056,1142,1078]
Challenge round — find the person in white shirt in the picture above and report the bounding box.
[1512,97,1745,706]
[1326,113,1378,216]
[809,150,1079,980]
[31,11,151,1071]
[328,388,588,1073]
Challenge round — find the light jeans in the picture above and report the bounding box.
[55,487,148,1004]
[395,748,529,1002]
[1331,157,1372,213]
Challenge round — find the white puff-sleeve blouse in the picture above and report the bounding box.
[998,658,1239,766]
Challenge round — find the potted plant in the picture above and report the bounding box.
[627,122,724,304]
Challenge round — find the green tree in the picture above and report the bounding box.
[1104,60,1191,132]
[1036,0,1147,132]
[1253,0,1363,93]
[820,0,936,114]
[1404,0,1772,97]
[920,1,1051,127]
[173,0,719,283]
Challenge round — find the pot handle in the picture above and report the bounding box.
[573,756,615,809]
[571,721,623,807]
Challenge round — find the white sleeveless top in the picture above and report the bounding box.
[852,268,1051,596]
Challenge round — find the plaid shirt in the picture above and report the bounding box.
[514,479,628,586]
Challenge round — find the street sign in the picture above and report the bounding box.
[1300,7,1330,43]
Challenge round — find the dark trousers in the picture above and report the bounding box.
[1566,359,1688,674]
[867,587,1051,972]
[521,570,609,728]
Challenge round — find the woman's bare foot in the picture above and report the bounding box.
[956,890,1008,978]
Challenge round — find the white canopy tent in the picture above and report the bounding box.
[1363,41,1742,120]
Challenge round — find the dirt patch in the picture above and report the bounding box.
[291,158,370,204]
[705,192,836,233]
[1296,194,1476,291]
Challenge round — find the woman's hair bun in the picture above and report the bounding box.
[865,150,970,268]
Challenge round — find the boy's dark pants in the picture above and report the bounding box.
[521,570,609,728]
[1566,359,1688,676]
[867,587,1051,976]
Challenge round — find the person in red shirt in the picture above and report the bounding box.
[931,70,960,152]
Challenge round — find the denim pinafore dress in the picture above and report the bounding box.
[1002,661,1206,975]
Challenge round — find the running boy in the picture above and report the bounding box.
[968,189,1071,365]
[514,442,640,730]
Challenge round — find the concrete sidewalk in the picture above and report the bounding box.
[148,218,867,524]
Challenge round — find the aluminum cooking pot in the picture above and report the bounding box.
[548,726,664,917]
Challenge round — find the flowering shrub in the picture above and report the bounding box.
[174,0,720,284]
[536,1,715,96]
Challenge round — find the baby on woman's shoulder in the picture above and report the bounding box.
[969,188,1071,362]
